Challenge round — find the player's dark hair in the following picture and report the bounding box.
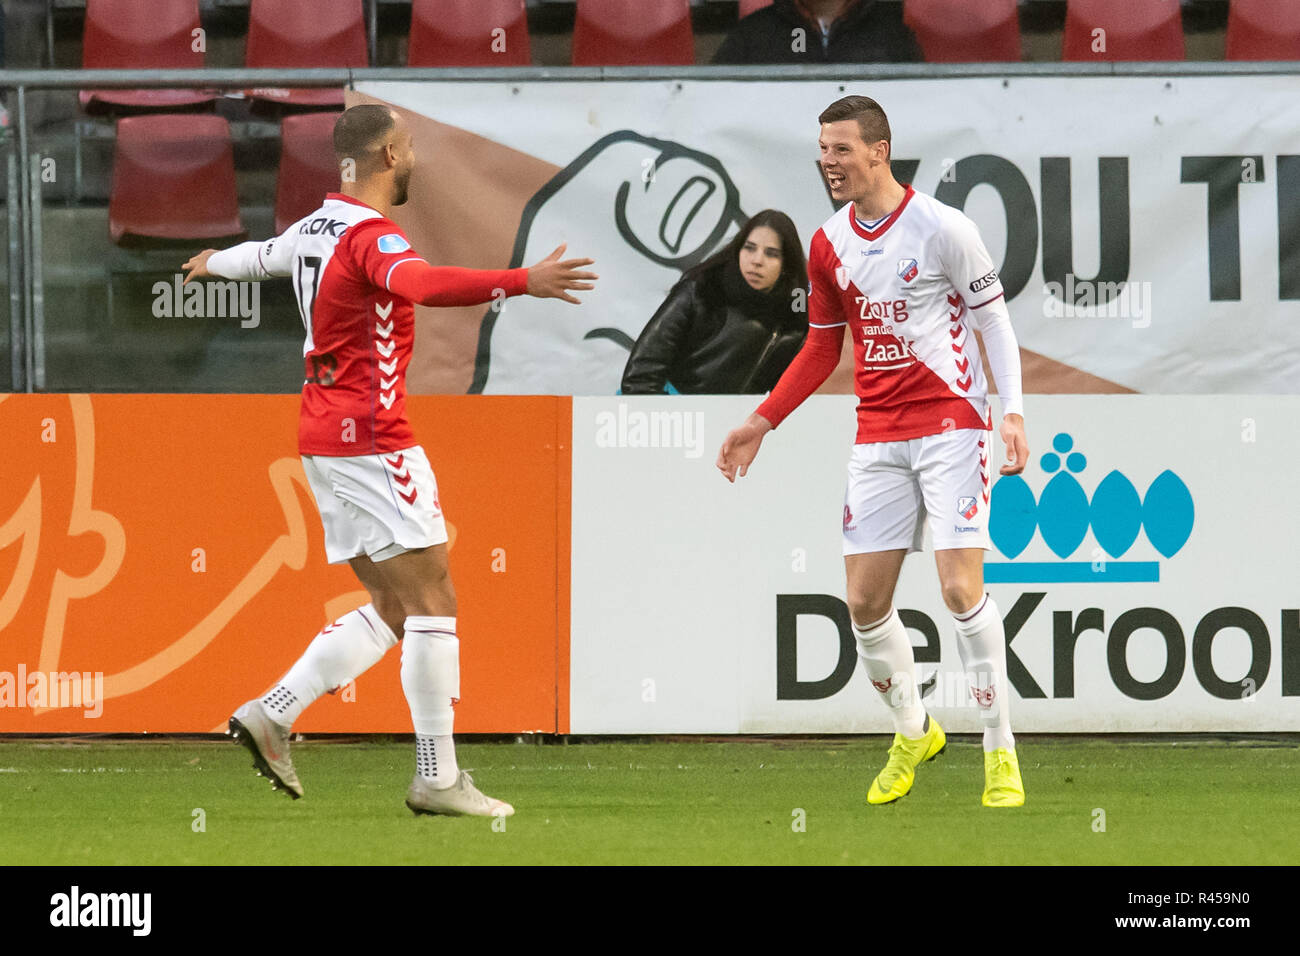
[819,95,891,151]
[333,104,397,175]
[688,209,808,297]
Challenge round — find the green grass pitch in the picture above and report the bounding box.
[1,736,1296,865]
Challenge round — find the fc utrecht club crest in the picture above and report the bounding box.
[835,265,851,290]
[898,258,919,283]
[957,495,979,520]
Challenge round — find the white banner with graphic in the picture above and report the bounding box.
[569,395,1299,733]
[361,76,1300,396]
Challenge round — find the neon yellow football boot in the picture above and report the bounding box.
[866,716,946,805]
[982,748,1025,807]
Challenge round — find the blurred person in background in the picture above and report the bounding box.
[713,0,922,65]
[621,209,809,395]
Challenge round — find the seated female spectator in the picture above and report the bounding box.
[622,210,809,395]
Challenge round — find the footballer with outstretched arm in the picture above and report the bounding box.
[183,104,597,816]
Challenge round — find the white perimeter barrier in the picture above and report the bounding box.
[570,395,1299,732]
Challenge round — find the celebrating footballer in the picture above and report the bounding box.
[718,95,1029,808]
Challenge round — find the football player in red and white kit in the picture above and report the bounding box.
[182,105,596,816]
[718,96,1028,807]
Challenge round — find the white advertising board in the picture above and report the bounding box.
[570,396,1299,732]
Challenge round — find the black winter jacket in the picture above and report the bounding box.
[712,0,922,65]
[621,260,808,395]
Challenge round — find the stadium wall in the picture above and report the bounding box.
[2,394,1295,734]
[569,395,1300,733]
[0,394,567,734]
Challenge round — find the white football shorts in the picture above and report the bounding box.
[842,428,992,555]
[301,444,448,564]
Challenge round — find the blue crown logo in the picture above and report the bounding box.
[986,432,1193,583]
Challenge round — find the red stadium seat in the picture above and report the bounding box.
[904,0,1021,62]
[1226,0,1300,60]
[572,0,694,66]
[1063,0,1184,61]
[408,0,532,66]
[738,0,774,17]
[245,0,368,108]
[80,0,215,113]
[276,112,343,234]
[109,115,243,244]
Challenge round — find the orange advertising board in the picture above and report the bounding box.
[0,394,568,733]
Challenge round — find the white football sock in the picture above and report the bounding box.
[415,733,456,787]
[953,594,1015,752]
[263,604,399,728]
[853,608,927,738]
[401,615,460,788]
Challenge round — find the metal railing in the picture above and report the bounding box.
[3,61,1298,392]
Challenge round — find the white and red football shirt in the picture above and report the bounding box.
[759,185,1007,443]
[210,192,527,455]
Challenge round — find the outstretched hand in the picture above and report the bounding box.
[999,413,1029,475]
[716,414,773,483]
[526,244,598,304]
[182,250,218,285]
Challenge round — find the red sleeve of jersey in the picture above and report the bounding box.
[755,323,845,428]
[755,229,847,428]
[347,219,529,306]
[388,261,529,307]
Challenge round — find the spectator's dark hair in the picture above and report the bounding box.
[690,210,808,297]
[819,95,891,151]
[333,105,397,175]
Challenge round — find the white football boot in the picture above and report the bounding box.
[228,699,304,799]
[406,770,514,818]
